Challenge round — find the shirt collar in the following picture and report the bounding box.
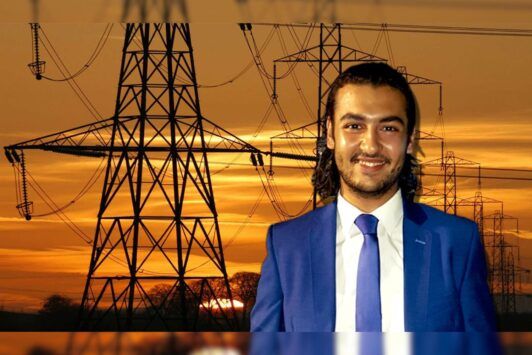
[337,188,403,236]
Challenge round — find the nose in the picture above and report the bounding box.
[359,127,381,156]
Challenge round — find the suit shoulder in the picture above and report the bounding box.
[269,202,334,242]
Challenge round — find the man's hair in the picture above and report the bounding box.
[312,62,419,202]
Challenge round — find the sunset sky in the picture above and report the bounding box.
[1,1,532,312]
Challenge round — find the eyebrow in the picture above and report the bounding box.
[339,113,406,126]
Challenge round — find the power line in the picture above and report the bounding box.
[254,22,532,37]
[241,25,314,180]
[32,157,106,217]
[422,173,532,181]
[457,166,532,173]
[350,22,532,34]
[198,26,278,88]
[277,25,314,119]
[13,165,159,275]
[208,159,532,174]
[38,27,105,121]
[41,24,114,82]
[345,27,532,38]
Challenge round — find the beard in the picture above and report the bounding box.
[336,151,404,199]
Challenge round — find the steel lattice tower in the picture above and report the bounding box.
[484,210,518,314]
[5,23,267,330]
[271,24,385,207]
[270,24,442,208]
[421,151,479,215]
[473,191,485,244]
[76,23,238,330]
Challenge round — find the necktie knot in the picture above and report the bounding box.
[354,214,379,236]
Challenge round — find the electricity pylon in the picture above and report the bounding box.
[5,23,265,330]
[271,24,442,208]
[421,152,479,215]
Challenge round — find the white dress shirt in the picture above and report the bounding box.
[335,333,411,355]
[335,189,405,331]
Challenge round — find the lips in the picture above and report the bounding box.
[353,157,388,172]
[357,159,386,167]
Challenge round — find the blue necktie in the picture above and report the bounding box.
[355,213,381,331]
[359,333,384,355]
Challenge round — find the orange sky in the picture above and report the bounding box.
[1,2,532,312]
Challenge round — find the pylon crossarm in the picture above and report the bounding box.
[459,195,502,204]
[3,115,263,157]
[396,66,442,85]
[416,130,444,141]
[8,145,270,155]
[421,158,479,167]
[200,117,260,152]
[418,187,443,197]
[420,159,443,166]
[453,157,481,166]
[267,151,316,162]
[5,117,115,153]
[270,121,317,140]
[274,45,386,63]
[273,44,320,62]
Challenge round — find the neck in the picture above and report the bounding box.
[339,183,399,213]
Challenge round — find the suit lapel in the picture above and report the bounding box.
[403,199,432,331]
[307,198,432,331]
[309,200,337,331]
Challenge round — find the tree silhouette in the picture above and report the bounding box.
[145,281,206,327]
[147,283,176,316]
[144,274,260,330]
[38,294,79,330]
[230,272,260,326]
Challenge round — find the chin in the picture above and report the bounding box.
[354,180,385,193]
[352,188,390,199]
[349,179,398,198]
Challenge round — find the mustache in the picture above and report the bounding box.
[350,153,391,164]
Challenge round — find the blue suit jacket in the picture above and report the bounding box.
[249,333,503,355]
[250,199,497,331]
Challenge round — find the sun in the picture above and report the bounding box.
[202,298,244,310]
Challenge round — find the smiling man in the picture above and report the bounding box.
[250,62,496,332]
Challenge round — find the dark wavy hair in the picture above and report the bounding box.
[312,62,419,203]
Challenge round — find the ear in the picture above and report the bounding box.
[406,131,415,155]
[326,116,335,150]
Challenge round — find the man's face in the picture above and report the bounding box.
[326,83,414,198]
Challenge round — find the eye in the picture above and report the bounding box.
[345,123,362,130]
[382,126,399,132]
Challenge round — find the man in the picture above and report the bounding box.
[250,62,496,331]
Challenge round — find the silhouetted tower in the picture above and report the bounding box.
[271,24,384,207]
[421,152,479,215]
[270,24,442,208]
[273,25,372,205]
[473,191,484,242]
[484,210,518,314]
[443,152,457,214]
[79,23,241,330]
[5,23,268,330]
[121,0,189,22]
[415,130,444,199]
[457,192,503,300]
[271,25,383,131]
